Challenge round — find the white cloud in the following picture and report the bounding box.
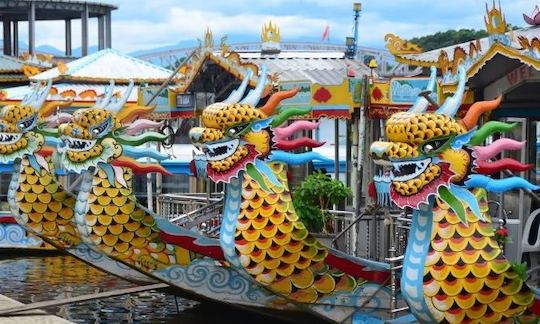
[6,0,536,54]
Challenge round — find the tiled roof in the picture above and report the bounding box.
[398,27,539,63]
[31,48,175,83]
[0,54,41,72]
[241,52,371,85]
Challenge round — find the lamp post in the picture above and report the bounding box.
[352,2,362,59]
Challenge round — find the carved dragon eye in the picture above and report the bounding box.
[89,115,112,139]
[226,122,250,138]
[421,136,451,155]
[17,114,37,132]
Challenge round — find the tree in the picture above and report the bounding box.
[409,29,489,51]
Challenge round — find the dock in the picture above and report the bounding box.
[0,294,72,324]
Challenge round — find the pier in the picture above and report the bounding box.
[0,294,72,324]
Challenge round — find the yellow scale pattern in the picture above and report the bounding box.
[85,167,191,270]
[15,157,78,247]
[423,189,533,323]
[235,162,358,303]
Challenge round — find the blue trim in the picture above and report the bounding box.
[401,199,435,323]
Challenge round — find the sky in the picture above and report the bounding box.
[14,0,536,54]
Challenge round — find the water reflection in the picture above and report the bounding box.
[0,254,290,323]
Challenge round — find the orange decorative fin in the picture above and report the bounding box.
[112,156,171,175]
[116,105,156,124]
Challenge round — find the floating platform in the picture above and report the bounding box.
[0,294,72,324]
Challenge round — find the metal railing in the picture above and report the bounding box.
[157,193,224,237]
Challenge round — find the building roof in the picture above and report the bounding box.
[31,48,175,84]
[241,51,370,85]
[397,27,538,65]
[0,54,40,72]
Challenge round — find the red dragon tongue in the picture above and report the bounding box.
[390,163,454,209]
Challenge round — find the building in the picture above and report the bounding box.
[374,2,540,262]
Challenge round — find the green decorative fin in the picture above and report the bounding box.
[270,106,312,127]
[246,163,270,192]
[116,132,168,146]
[37,126,59,137]
[438,186,467,225]
[469,121,517,146]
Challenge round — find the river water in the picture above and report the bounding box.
[0,254,289,323]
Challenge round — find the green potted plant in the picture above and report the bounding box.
[292,171,352,243]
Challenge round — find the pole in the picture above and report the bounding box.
[65,19,72,56]
[352,4,361,60]
[334,118,339,181]
[3,17,11,55]
[98,15,105,50]
[13,20,18,57]
[28,2,35,56]
[81,4,89,56]
[105,11,112,48]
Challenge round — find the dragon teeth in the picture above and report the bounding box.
[0,133,22,145]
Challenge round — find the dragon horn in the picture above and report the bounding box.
[29,79,53,109]
[240,65,267,106]
[108,79,135,112]
[222,70,252,104]
[408,66,437,113]
[94,80,115,108]
[435,65,466,116]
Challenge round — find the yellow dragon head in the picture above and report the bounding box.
[0,80,71,164]
[57,80,169,175]
[369,66,521,212]
[189,68,326,187]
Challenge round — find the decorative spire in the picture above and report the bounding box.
[261,21,280,43]
[204,27,214,50]
[261,21,281,53]
[484,0,507,35]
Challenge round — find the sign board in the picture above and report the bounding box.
[140,86,169,113]
[390,78,438,104]
[485,65,540,99]
[279,81,311,106]
[348,78,363,104]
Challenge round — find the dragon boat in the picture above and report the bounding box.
[0,79,155,283]
[50,70,398,323]
[370,66,540,323]
[10,61,540,323]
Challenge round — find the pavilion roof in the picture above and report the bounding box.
[31,48,175,84]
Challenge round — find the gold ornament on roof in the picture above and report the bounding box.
[220,36,231,57]
[204,27,214,50]
[57,61,68,75]
[384,33,422,55]
[484,0,507,35]
[261,21,281,43]
[22,64,41,77]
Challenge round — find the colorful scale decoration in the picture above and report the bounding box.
[190,67,393,322]
[370,65,540,323]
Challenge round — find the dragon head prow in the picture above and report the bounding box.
[370,65,537,222]
[189,67,330,189]
[57,80,169,176]
[0,80,72,165]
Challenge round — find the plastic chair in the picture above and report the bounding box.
[522,208,540,269]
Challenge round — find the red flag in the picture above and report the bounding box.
[321,24,330,42]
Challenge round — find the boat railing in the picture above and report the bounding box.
[157,193,223,221]
[157,192,224,237]
[386,210,412,319]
